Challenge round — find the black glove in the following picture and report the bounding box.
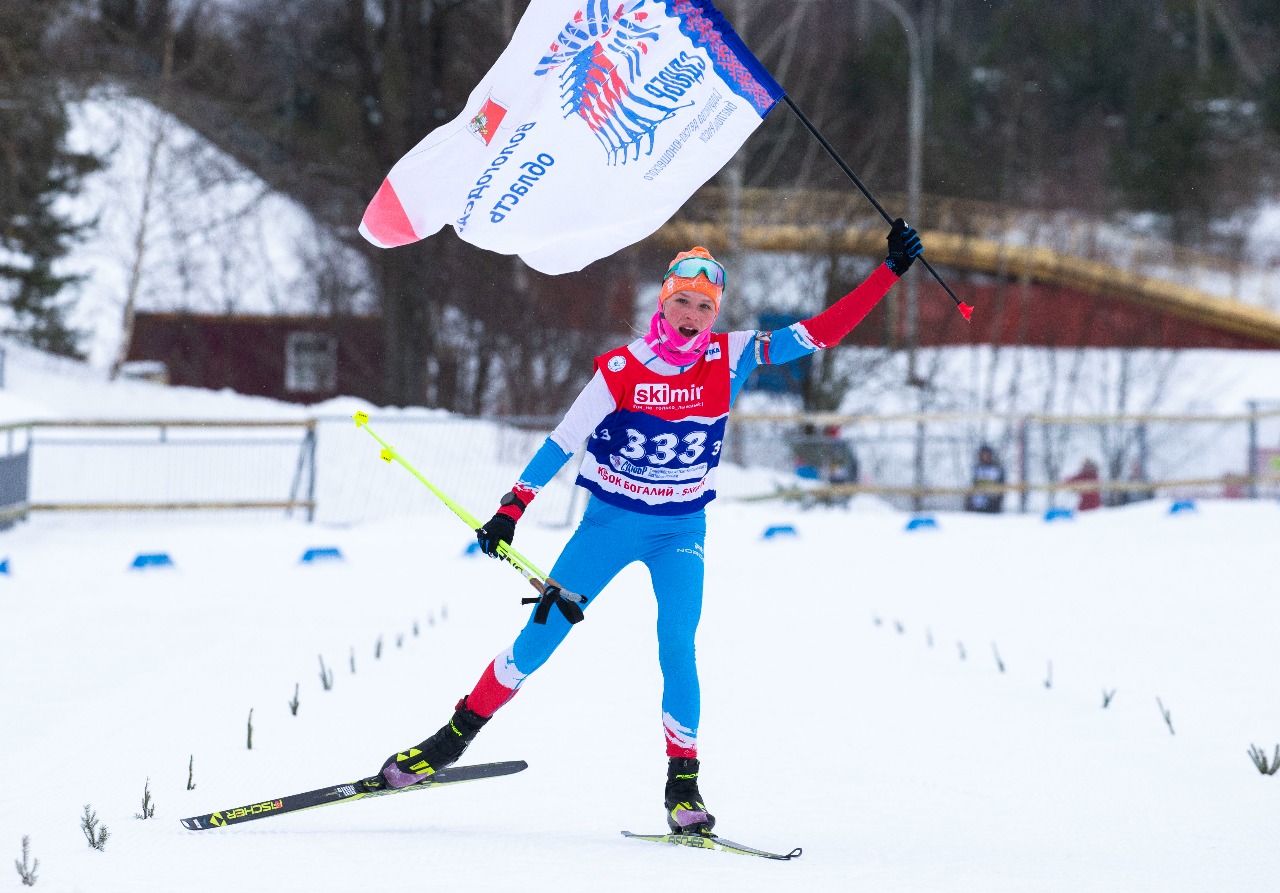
[886,218,923,276]
[476,512,517,558]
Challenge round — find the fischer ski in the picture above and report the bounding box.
[180,761,527,830]
[621,830,802,861]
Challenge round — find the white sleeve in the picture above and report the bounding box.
[549,370,616,454]
[727,330,757,376]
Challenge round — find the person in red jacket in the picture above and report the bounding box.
[1064,458,1102,511]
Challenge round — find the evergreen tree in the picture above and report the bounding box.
[0,0,100,357]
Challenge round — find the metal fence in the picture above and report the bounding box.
[311,414,582,528]
[0,445,29,529]
[0,420,316,523]
[0,415,580,529]
[728,402,1280,512]
[0,405,1275,527]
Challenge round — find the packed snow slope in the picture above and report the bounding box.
[2,492,1278,891]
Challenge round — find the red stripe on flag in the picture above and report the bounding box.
[361,179,418,247]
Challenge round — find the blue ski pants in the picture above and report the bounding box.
[478,496,707,756]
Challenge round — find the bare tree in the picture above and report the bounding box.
[110,24,173,379]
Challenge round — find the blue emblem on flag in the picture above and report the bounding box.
[534,0,688,165]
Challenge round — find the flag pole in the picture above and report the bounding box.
[781,94,973,321]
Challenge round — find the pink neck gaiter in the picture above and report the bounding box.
[644,310,711,367]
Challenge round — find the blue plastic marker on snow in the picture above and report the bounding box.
[905,516,938,531]
[131,553,174,570]
[301,547,344,563]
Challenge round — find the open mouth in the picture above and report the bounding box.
[678,326,699,338]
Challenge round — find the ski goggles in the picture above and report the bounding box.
[664,257,726,288]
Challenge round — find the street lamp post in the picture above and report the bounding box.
[865,0,927,512]
[866,0,925,385]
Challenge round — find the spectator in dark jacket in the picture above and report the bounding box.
[965,444,1006,513]
[1065,458,1102,512]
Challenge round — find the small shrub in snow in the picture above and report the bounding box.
[14,835,38,886]
[319,656,333,690]
[894,620,904,634]
[134,778,155,819]
[1247,744,1279,775]
[81,805,108,851]
[1157,698,1175,735]
[396,634,403,649]
[926,627,933,648]
[246,708,254,750]
[1044,661,1053,689]
[958,641,967,661]
[441,605,448,621]
[992,643,1005,673]
[289,683,300,716]
[187,755,196,791]
[1102,689,1116,709]
[412,621,419,637]
[349,648,356,674]
[375,636,383,660]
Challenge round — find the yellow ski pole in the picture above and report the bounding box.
[352,412,587,623]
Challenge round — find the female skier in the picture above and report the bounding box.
[366,219,924,833]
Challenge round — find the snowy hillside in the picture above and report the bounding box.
[0,339,314,424]
[54,88,374,369]
[1,344,1278,892]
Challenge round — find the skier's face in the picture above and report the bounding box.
[662,291,718,339]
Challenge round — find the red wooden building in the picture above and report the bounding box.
[127,266,1280,406]
[128,313,383,404]
[846,279,1280,351]
[125,267,635,404]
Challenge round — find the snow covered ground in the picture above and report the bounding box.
[2,349,1278,892]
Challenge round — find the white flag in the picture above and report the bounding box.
[359,0,782,275]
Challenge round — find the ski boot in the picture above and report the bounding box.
[665,757,715,834]
[362,697,490,791]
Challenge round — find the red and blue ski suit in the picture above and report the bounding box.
[464,264,901,758]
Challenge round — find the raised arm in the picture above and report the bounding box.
[727,220,922,395]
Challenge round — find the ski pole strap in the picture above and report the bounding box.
[521,583,587,625]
